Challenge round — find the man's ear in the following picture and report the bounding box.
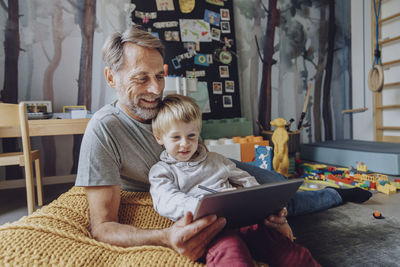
[104,67,116,88]
[154,135,164,145]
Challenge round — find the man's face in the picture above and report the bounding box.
[110,43,165,122]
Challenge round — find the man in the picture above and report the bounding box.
[76,26,371,261]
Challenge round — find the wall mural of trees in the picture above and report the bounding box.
[235,0,351,142]
[0,0,351,180]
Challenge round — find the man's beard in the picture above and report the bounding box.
[120,94,161,121]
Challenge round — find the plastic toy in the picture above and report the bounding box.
[253,145,273,170]
[270,118,289,177]
[373,210,384,219]
[204,138,241,161]
[232,135,269,162]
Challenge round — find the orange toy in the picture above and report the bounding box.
[232,135,269,162]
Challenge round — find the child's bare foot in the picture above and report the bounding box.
[276,222,295,241]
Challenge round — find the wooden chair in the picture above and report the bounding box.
[0,102,43,214]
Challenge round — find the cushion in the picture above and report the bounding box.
[0,187,204,266]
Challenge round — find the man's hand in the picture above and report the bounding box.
[264,207,288,229]
[165,212,226,261]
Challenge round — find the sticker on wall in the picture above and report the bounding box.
[135,11,157,20]
[221,21,230,33]
[176,50,197,61]
[219,65,229,78]
[213,82,223,94]
[164,31,180,41]
[180,19,211,42]
[205,0,224,6]
[186,70,206,77]
[156,0,175,11]
[219,50,232,64]
[223,95,233,108]
[220,8,230,20]
[179,0,195,13]
[207,54,213,64]
[225,80,234,92]
[184,42,200,52]
[204,9,221,27]
[172,58,181,69]
[188,81,211,113]
[153,21,179,29]
[211,27,221,41]
[151,32,160,38]
[194,53,209,66]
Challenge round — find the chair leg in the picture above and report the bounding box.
[35,159,43,206]
[24,163,36,215]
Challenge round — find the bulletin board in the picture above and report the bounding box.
[130,0,241,119]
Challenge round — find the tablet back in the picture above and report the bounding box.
[193,178,303,228]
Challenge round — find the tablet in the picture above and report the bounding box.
[193,178,304,228]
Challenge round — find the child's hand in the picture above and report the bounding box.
[275,222,295,241]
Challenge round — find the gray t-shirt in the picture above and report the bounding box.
[75,101,164,191]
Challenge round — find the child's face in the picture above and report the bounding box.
[155,120,200,162]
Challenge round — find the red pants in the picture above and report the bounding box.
[206,224,320,267]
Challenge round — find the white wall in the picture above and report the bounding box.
[351,0,400,141]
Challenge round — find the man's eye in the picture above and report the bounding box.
[188,134,197,139]
[156,75,164,81]
[172,136,180,139]
[134,77,148,84]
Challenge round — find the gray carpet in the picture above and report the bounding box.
[289,202,400,267]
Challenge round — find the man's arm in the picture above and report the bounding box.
[86,185,226,260]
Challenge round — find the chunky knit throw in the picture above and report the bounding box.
[0,187,204,266]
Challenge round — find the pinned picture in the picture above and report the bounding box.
[207,54,213,64]
[195,53,209,66]
[184,42,200,52]
[204,9,221,27]
[220,8,230,20]
[221,21,230,33]
[180,19,212,42]
[156,0,175,11]
[212,82,223,94]
[164,31,180,41]
[211,27,221,41]
[223,95,233,108]
[225,80,235,92]
[219,65,229,78]
[172,57,181,69]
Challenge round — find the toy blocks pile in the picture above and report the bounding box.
[205,136,270,163]
[297,161,400,195]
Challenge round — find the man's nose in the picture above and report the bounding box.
[147,77,164,95]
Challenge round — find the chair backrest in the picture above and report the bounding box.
[0,102,33,163]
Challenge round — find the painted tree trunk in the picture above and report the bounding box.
[313,6,327,142]
[71,0,96,174]
[42,5,64,176]
[322,0,335,141]
[1,0,22,179]
[258,0,278,131]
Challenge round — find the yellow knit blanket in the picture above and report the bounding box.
[0,187,203,266]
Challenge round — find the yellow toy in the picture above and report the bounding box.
[271,118,289,177]
[376,183,397,195]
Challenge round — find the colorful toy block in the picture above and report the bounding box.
[376,183,397,195]
[232,135,269,162]
[204,138,241,161]
[201,117,253,139]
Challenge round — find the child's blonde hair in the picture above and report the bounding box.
[152,94,202,138]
